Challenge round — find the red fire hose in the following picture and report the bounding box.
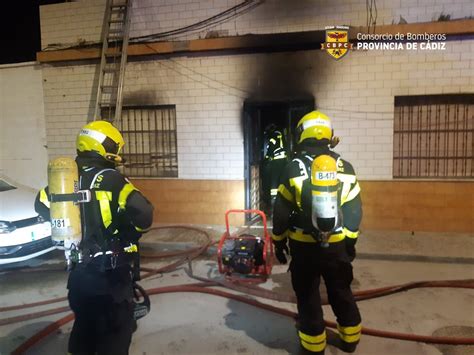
[1,225,473,354]
[9,283,474,355]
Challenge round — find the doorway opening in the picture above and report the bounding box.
[243,98,315,219]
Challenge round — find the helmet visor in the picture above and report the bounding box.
[102,135,121,155]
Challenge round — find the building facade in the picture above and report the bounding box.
[37,0,474,231]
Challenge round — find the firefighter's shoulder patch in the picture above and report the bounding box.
[337,158,345,173]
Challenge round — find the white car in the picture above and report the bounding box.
[0,176,54,264]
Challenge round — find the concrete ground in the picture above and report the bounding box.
[0,227,473,355]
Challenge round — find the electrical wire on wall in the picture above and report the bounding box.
[130,0,264,43]
[159,53,396,117]
[144,43,396,121]
[366,0,378,34]
[160,57,396,120]
[42,0,264,51]
[43,0,392,121]
[151,50,249,99]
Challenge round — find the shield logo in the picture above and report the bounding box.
[321,26,352,60]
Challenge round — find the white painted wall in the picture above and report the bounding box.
[0,62,48,189]
[41,39,473,180]
[38,0,474,181]
[40,0,474,48]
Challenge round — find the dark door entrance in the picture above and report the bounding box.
[243,98,315,218]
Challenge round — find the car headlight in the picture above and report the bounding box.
[0,221,16,234]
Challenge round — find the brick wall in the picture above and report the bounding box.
[129,178,474,233]
[41,39,473,180]
[133,178,245,225]
[42,63,97,159]
[360,180,474,233]
[38,0,474,230]
[40,0,474,49]
[40,0,105,50]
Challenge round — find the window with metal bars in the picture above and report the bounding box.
[107,105,178,178]
[393,94,473,179]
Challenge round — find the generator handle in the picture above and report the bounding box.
[217,231,229,274]
[224,209,268,235]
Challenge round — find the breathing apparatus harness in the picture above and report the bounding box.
[48,157,150,320]
[290,150,343,248]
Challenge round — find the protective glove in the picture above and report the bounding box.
[273,240,289,265]
[345,238,356,262]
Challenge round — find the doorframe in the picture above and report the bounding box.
[243,98,315,217]
[243,104,253,214]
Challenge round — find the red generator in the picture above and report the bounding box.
[217,209,273,282]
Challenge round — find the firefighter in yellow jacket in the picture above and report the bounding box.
[272,111,362,354]
[35,121,154,355]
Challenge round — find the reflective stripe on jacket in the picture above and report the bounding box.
[272,147,361,244]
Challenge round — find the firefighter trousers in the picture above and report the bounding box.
[262,158,287,210]
[289,240,361,352]
[67,263,135,355]
[68,292,134,355]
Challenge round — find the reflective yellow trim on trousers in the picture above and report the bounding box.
[135,226,150,232]
[39,189,50,208]
[118,183,138,210]
[277,184,294,203]
[337,324,362,343]
[289,230,345,243]
[123,244,138,253]
[342,182,361,205]
[272,230,288,242]
[343,227,359,239]
[299,330,326,352]
[270,188,278,196]
[96,191,113,228]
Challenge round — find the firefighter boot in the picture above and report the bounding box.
[299,347,324,355]
[339,340,358,353]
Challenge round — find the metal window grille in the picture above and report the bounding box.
[393,94,473,179]
[112,105,178,178]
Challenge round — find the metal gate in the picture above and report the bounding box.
[114,105,178,177]
[393,94,473,178]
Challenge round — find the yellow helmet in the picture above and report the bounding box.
[76,121,125,163]
[296,110,333,145]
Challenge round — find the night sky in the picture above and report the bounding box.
[0,1,64,65]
